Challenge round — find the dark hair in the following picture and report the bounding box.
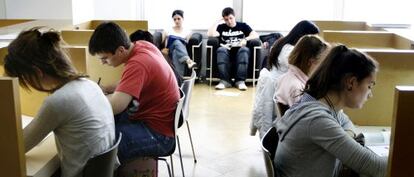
[172,9,184,18]
[222,7,235,17]
[129,30,154,43]
[289,35,328,75]
[303,45,378,99]
[88,21,131,55]
[4,27,86,92]
[267,20,320,69]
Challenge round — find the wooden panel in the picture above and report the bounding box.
[66,46,88,74]
[0,77,26,177]
[386,86,414,177]
[323,31,397,49]
[61,30,94,46]
[313,20,369,31]
[72,21,93,30]
[344,50,414,125]
[0,47,7,74]
[393,34,412,49]
[87,54,124,85]
[90,20,148,34]
[0,19,32,28]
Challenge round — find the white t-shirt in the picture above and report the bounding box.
[24,78,115,177]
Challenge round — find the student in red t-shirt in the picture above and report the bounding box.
[88,22,180,163]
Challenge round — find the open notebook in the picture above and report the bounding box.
[356,126,391,157]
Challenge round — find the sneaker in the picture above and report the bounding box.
[235,81,247,91]
[186,59,197,69]
[215,80,232,90]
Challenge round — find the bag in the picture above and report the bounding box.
[117,157,158,177]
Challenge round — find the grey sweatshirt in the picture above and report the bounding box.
[274,94,387,177]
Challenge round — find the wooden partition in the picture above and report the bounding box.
[344,50,414,126]
[386,86,414,177]
[1,45,91,116]
[73,20,148,34]
[323,31,412,49]
[313,20,381,31]
[0,19,33,28]
[0,77,26,177]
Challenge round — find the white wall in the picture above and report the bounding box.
[94,0,139,20]
[0,0,6,18]
[72,0,94,24]
[5,0,72,20]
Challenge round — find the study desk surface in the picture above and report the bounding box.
[23,115,59,177]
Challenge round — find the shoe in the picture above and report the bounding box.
[235,81,247,91]
[215,80,232,90]
[186,59,197,69]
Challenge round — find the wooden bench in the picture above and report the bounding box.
[313,20,381,31]
[73,20,148,34]
[0,19,33,28]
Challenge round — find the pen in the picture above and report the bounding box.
[97,77,101,85]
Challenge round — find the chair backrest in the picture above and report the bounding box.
[180,70,196,120]
[83,133,122,177]
[261,127,278,177]
[174,89,186,134]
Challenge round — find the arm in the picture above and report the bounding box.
[246,30,259,41]
[24,99,61,152]
[309,116,387,177]
[207,19,223,37]
[106,91,133,115]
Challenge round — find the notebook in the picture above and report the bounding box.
[166,35,187,49]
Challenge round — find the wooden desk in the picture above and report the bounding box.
[23,116,59,177]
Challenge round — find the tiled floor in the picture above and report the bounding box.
[158,84,267,177]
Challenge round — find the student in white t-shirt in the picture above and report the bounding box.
[162,9,196,76]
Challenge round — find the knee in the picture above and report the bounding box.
[238,46,250,55]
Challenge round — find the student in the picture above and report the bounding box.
[208,7,259,90]
[274,45,387,177]
[162,9,196,76]
[129,29,183,86]
[88,22,179,163]
[274,35,329,107]
[250,20,319,137]
[3,27,115,177]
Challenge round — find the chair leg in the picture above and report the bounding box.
[170,155,174,177]
[177,136,185,177]
[157,157,172,177]
[186,120,197,163]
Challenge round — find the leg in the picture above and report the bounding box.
[216,46,231,83]
[170,40,195,76]
[114,112,175,163]
[235,46,250,82]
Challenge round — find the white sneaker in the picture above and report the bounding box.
[215,81,232,90]
[236,81,247,91]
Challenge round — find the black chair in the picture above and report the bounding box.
[156,89,186,177]
[259,32,283,70]
[153,31,203,77]
[83,133,122,177]
[261,127,278,177]
[206,37,262,86]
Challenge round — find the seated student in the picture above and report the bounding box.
[88,22,179,164]
[274,35,329,107]
[274,45,387,177]
[162,9,196,76]
[129,29,183,86]
[250,20,319,138]
[208,7,259,91]
[3,27,116,177]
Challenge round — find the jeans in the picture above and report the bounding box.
[169,40,190,76]
[114,112,175,163]
[216,46,250,83]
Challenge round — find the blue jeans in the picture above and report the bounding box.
[114,112,175,163]
[169,40,190,76]
[216,46,250,83]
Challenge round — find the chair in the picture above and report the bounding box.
[261,127,278,177]
[153,31,203,76]
[180,69,197,163]
[206,37,262,86]
[157,89,186,177]
[83,132,122,177]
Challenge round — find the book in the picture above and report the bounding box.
[166,35,187,49]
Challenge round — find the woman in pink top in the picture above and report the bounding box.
[275,35,329,107]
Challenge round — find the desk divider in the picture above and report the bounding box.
[387,86,414,177]
[0,77,26,177]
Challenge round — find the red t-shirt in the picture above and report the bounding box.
[116,41,179,137]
